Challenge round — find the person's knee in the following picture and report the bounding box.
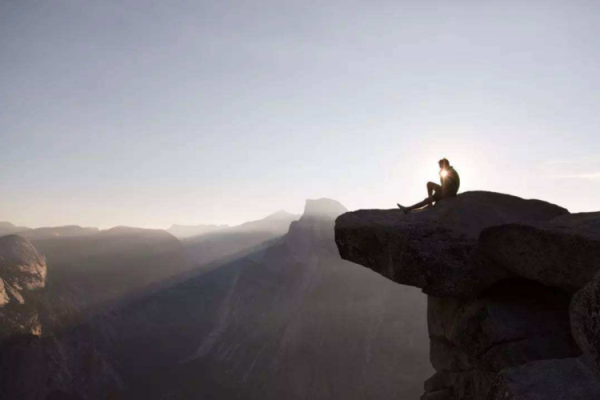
[427,181,436,189]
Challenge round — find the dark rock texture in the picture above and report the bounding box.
[428,280,579,374]
[334,191,600,399]
[335,191,567,298]
[571,269,600,378]
[486,358,600,400]
[0,320,123,400]
[480,212,600,292]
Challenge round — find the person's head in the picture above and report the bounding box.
[438,158,450,169]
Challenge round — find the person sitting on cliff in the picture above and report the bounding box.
[397,158,460,214]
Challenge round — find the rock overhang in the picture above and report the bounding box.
[334,191,600,399]
[334,191,592,298]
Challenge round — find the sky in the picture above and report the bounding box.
[1,0,600,229]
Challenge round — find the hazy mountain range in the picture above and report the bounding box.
[167,223,229,239]
[0,200,430,399]
[0,221,30,237]
[182,210,300,268]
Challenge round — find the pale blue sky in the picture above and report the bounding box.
[2,0,599,228]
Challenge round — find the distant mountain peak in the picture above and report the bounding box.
[0,221,31,236]
[302,198,347,220]
[99,226,176,240]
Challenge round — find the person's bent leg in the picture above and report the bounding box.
[398,182,440,214]
[397,197,434,214]
[426,182,441,208]
[427,181,435,198]
[427,182,441,199]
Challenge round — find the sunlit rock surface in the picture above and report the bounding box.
[0,235,47,340]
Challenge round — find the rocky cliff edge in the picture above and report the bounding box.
[335,191,600,400]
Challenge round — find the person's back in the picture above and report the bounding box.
[442,165,460,197]
[397,157,460,214]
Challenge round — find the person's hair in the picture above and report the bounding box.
[439,158,450,167]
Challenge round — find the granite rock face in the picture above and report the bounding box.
[0,235,46,292]
[335,191,567,299]
[571,268,600,378]
[0,235,47,340]
[480,212,600,293]
[428,281,580,374]
[486,358,600,400]
[335,191,600,399]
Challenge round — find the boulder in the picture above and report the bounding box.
[335,191,567,298]
[480,212,600,292]
[477,332,580,373]
[571,269,600,377]
[486,358,600,400]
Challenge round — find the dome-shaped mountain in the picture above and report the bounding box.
[0,235,46,292]
[285,199,349,259]
[302,198,348,220]
[0,235,47,340]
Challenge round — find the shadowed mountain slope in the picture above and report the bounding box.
[23,226,192,333]
[0,200,430,399]
[182,210,300,267]
[111,199,431,399]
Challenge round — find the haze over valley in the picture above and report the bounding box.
[2,1,600,399]
[0,199,431,399]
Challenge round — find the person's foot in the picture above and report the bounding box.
[397,204,409,214]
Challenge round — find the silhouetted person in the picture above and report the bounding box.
[397,158,460,214]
